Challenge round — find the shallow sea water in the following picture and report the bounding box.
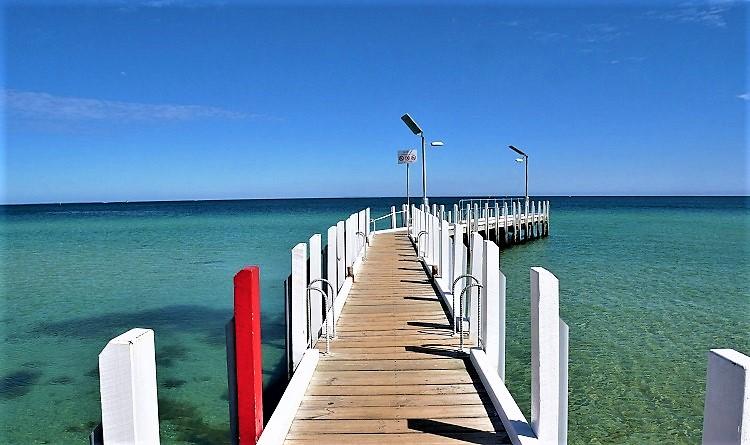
[0,196,747,444]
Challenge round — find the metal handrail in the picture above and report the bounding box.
[458,283,483,352]
[451,274,479,334]
[355,231,367,259]
[307,278,336,354]
[416,230,428,259]
[370,210,406,231]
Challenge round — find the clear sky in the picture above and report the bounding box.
[2,0,747,204]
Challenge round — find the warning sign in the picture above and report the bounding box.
[398,150,417,164]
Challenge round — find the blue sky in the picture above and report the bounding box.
[2,0,747,203]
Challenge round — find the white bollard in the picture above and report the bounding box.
[701,349,750,445]
[326,225,338,306]
[99,328,160,445]
[469,233,484,343]
[308,234,322,342]
[481,240,505,381]
[291,243,308,371]
[335,221,345,289]
[530,267,560,443]
[390,206,397,229]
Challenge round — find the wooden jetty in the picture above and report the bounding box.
[89,199,750,445]
[285,232,510,444]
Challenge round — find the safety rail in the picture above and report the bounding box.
[370,205,409,232]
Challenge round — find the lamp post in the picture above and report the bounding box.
[508,145,529,203]
[401,113,428,206]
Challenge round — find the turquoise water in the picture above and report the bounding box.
[0,197,747,444]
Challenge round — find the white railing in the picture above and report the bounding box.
[410,203,568,445]
[286,207,370,374]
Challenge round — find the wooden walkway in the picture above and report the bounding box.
[284,232,510,444]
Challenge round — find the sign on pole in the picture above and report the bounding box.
[397,150,417,164]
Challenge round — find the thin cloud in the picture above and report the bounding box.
[738,93,750,101]
[4,90,255,122]
[645,4,731,28]
[579,23,623,44]
[532,31,568,43]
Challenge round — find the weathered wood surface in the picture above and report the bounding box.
[284,232,510,444]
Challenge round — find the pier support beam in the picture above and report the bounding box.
[98,328,160,445]
[701,349,750,445]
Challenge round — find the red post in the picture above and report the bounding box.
[234,266,263,443]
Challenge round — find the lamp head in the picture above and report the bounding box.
[401,113,423,135]
[430,141,444,147]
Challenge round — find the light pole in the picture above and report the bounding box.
[509,145,529,203]
[401,113,428,206]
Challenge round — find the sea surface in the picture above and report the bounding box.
[0,196,747,444]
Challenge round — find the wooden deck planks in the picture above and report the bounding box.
[283,232,509,444]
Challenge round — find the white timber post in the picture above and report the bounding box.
[440,219,450,287]
[701,349,750,445]
[99,328,160,445]
[365,207,371,238]
[530,267,560,443]
[326,225,338,310]
[484,202,490,234]
[469,233,484,343]
[345,214,355,271]
[451,223,466,321]
[559,318,569,445]
[390,206,397,229]
[481,240,506,381]
[291,243,308,372]
[358,209,366,256]
[335,221,345,290]
[503,202,509,244]
[473,204,479,233]
[439,204,445,221]
[432,203,438,216]
[308,234,322,343]
[432,215,440,267]
[493,203,500,244]
[531,201,536,239]
[453,204,459,224]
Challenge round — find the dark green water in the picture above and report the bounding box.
[0,197,747,444]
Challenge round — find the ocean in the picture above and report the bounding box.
[0,196,747,444]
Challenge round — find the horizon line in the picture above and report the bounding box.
[2,194,748,206]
